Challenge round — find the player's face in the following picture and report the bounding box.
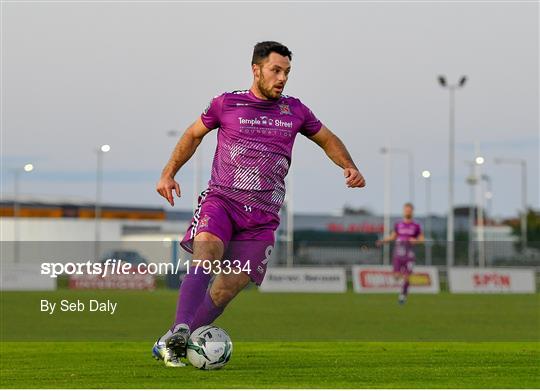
[253,53,291,100]
[403,205,414,219]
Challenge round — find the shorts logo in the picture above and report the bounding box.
[279,104,292,115]
[257,265,264,274]
[199,214,211,229]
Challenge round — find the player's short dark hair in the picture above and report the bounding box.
[404,202,414,209]
[251,41,292,65]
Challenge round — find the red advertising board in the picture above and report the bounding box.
[352,266,440,293]
[69,269,155,290]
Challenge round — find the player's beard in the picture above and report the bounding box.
[257,73,282,100]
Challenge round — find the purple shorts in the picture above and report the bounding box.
[180,189,280,285]
[392,257,414,275]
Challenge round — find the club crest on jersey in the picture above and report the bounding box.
[279,104,292,115]
[199,214,211,229]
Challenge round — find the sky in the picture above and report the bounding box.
[2,1,538,218]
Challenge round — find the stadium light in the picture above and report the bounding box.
[438,74,468,269]
[475,156,485,165]
[422,170,431,178]
[23,164,34,172]
[438,75,447,87]
[494,157,527,248]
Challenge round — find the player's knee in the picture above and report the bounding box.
[193,232,224,261]
[210,286,235,307]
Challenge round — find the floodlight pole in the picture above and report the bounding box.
[407,152,415,205]
[12,164,34,263]
[474,147,486,268]
[95,145,110,262]
[438,75,467,270]
[13,170,21,263]
[465,161,476,266]
[421,170,432,266]
[521,161,527,248]
[381,148,392,265]
[494,157,528,248]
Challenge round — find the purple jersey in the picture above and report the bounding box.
[393,220,422,260]
[200,89,322,215]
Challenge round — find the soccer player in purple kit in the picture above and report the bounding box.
[378,203,424,305]
[153,41,366,367]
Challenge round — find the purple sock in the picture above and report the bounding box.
[191,291,225,331]
[173,267,212,330]
[402,279,410,296]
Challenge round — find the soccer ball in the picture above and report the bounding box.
[186,326,233,370]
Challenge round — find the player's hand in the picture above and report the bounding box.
[156,176,181,206]
[344,168,366,188]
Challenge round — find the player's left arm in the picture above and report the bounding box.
[309,125,366,188]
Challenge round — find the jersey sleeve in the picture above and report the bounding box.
[200,93,225,130]
[298,100,322,137]
[415,223,422,237]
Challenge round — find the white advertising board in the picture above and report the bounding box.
[1,263,57,291]
[448,267,536,293]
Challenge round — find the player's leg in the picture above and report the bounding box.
[153,232,225,367]
[153,191,232,366]
[393,257,406,304]
[398,273,408,304]
[399,260,414,304]
[173,233,225,331]
[190,270,251,331]
[189,209,278,329]
[392,257,403,284]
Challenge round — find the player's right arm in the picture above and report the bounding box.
[156,117,212,206]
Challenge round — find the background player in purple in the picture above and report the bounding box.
[153,41,366,367]
[378,203,424,304]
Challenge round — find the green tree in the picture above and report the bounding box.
[503,209,540,249]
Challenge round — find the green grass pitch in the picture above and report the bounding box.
[1,289,539,388]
